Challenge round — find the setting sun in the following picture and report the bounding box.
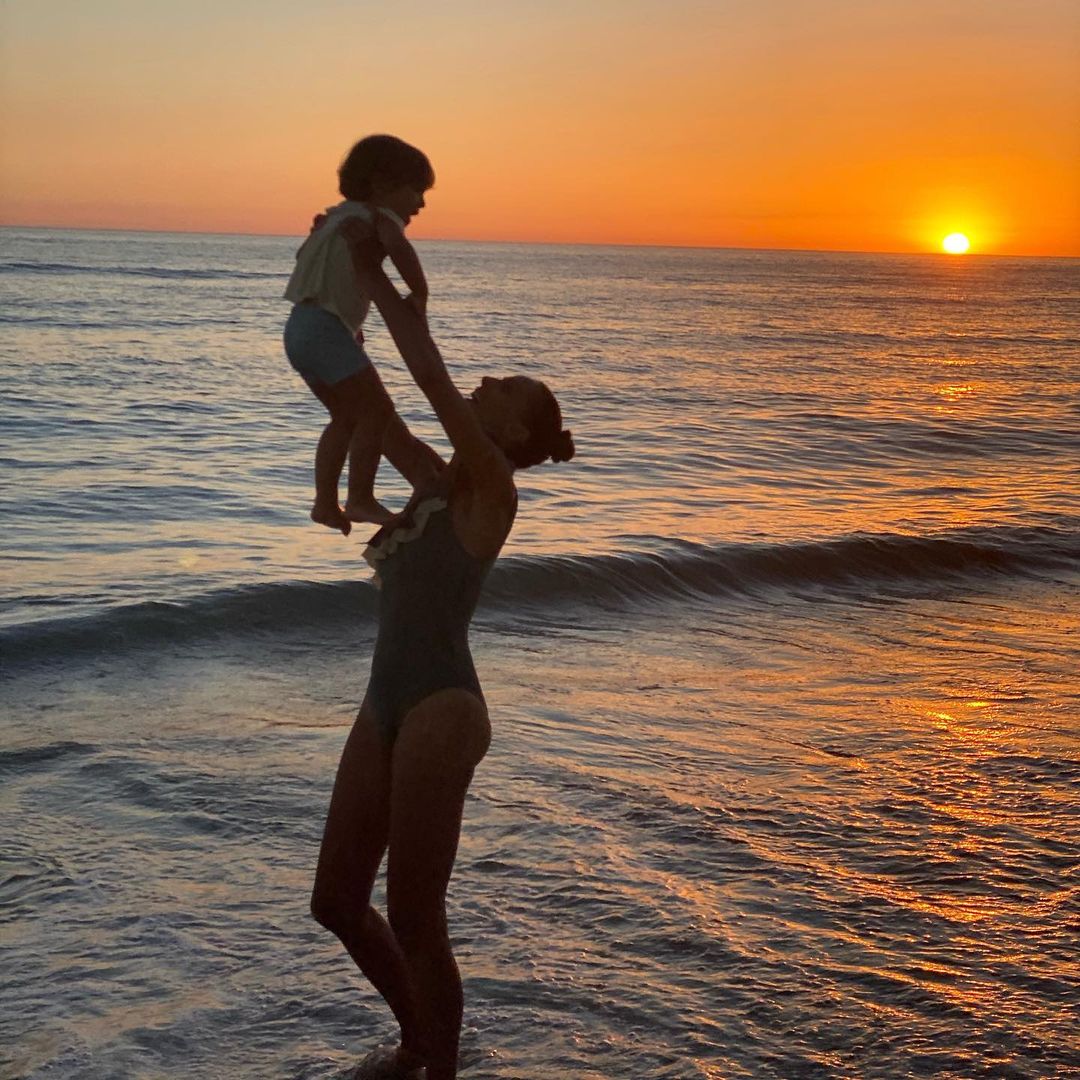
[943,233,971,255]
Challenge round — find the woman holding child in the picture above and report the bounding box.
[304,141,575,1080]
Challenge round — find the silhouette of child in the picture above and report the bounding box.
[283,134,442,533]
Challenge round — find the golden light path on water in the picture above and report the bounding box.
[2,232,1078,1078]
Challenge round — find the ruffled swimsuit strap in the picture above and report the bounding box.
[363,496,449,586]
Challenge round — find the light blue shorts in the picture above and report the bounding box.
[283,303,371,388]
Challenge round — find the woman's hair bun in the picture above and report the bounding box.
[551,429,575,463]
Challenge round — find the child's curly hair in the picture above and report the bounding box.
[338,135,435,201]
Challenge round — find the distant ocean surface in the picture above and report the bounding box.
[2,228,1078,1080]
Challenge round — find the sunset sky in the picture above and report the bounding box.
[2,0,1078,255]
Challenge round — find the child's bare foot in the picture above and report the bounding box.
[344,497,397,526]
[311,502,352,536]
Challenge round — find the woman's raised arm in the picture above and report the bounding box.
[343,224,509,479]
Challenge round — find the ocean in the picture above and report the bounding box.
[1,227,1078,1080]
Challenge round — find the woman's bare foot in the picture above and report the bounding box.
[352,1042,426,1079]
[345,497,397,525]
[311,502,352,536]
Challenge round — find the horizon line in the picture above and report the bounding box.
[1,222,1076,261]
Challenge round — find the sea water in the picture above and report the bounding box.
[1,228,1078,1079]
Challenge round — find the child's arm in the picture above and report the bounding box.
[374,211,428,320]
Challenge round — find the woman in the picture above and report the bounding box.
[310,228,575,1080]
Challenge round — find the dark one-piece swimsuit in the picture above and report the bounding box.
[363,498,495,745]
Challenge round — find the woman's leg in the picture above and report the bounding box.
[387,689,492,1080]
[310,702,422,1062]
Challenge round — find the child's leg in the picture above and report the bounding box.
[286,305,390,533]
[310,411,353,534]
[343,423,391,525]
[344,368,446,518]
[337,368,397,525]
[308,367,395,528]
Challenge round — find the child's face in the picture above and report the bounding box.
[372,183,427,226]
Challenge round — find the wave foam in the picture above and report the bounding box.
[3,525,1076,669]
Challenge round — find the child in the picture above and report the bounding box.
[283,134,443,534]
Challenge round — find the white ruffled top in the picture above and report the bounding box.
[283,200,406,337]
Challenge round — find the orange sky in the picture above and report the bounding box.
[2,1,1078,255]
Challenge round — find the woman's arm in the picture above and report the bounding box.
[343,224,509,480]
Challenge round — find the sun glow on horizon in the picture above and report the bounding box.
[1,5,1077,255]
[942,232,971,255]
